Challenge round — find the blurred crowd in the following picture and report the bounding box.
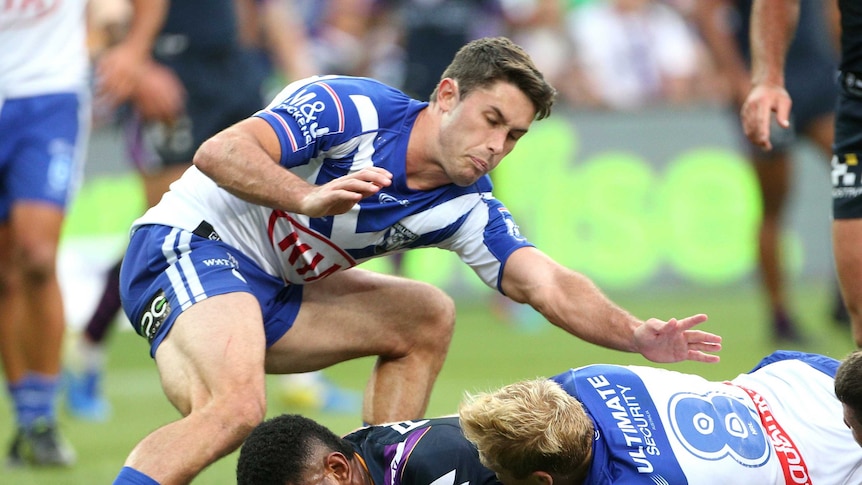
[85,0,776,115]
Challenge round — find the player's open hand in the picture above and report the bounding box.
[299,167,393,217]
[740,84,792,151]
[634,314,721,364]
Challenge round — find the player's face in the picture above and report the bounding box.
[437,80,535,186]
[842,402,862,448]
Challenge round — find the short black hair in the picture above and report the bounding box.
[237,414,356,485]
[836,351,862,418]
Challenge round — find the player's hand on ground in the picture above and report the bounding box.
[634,314,721,364]
[740,84,792,151]
[299,167,393,217]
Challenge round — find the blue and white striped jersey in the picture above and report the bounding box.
[553,351,862,485]
[133,76,532,290]
[346,416,499,485]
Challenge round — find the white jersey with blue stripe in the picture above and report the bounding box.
[132,76,533,289]
[552,352,862,484]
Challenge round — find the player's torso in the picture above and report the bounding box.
[555,364,862,485]
[147,166,493,284]
[346,416,500,485]
[134,77,512,284]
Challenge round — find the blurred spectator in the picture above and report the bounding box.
[500,0,574,104]
[377,0,508,100]
[565,0,703,110]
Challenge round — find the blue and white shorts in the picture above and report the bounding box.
[120,223,303,357]
[0,92,88,220]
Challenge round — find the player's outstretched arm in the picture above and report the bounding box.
[500,247,721,363]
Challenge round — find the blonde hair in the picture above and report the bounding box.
[458,379,593,480]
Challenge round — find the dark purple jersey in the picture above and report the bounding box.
[344,416,500,485]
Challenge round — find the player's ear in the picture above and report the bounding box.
[529,471,554,485]
[436,78,459,111]
[324,452,352,483]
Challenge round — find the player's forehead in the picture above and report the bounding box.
[464,81,536,128]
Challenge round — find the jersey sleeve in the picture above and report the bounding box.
[444,193,534,293]
[254,76,354,167]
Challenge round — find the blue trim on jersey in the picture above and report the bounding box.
[480,196,532,293]
[748,350,840,378]
[553,366,689,485]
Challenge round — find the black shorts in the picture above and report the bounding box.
[832,75,862,219]
[125,47,269,173]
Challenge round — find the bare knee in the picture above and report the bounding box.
[15,239,58,285]
[208,392,267,446]
[402,282,456,355]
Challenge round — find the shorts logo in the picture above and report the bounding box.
[831,154,862,200]
[832,153,858,187]
[139,290,170,344]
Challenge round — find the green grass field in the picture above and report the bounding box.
[1,279,855,484]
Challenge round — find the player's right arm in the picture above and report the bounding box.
[193,117,392,217]
[96,0,168,105]
[739,0,800,150]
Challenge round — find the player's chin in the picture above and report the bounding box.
[452,171,484,187]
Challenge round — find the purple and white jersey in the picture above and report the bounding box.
[133,76,532,290]
[553,352,862,485]
[345,416,499,485]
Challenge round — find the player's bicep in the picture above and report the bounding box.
[236,117,282,165]
[500,246,559,304]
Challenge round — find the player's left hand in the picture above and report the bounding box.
[634,314,721,363]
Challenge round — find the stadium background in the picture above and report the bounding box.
[2,106,855,484]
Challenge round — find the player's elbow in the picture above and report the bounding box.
[192,135,224,177]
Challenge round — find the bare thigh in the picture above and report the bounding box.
[264,268,455,374]
[154,292,267,416]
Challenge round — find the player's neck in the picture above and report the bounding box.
[404,107,448,190]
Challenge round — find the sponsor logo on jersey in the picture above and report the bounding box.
[273,82,345,150]
[376,223,418,254]
[739,386,811,485]
[378,192,410,206]
[497,207,523,239]
[561,366,686,483]
[268,210,355,283]
[139,290,170,344]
